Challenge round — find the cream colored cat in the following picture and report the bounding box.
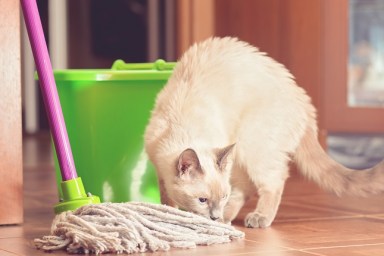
[144,37,384,228]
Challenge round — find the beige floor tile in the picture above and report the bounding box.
[0,249,22,256]
[305,243,384,256]
[241,251,327,256]
[257,217,384,250]
[235,199,355,226]
[0,225,24,239]
[0,237,68,256]
[285,193,384,215]
[147,239,290,256]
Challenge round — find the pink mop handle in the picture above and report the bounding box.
[21,0,77,181]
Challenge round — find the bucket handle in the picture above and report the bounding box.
[112,59,176,71]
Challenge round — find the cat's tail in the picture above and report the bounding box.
[293,125,384,196]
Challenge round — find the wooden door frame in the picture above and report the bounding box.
[176,0,215,58]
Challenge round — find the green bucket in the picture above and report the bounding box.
[50,59,175,203]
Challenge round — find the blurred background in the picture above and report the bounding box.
[21,0,384,169]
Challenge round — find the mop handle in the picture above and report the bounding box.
[21,0,77,181]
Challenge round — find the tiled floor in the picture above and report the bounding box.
[1,132,384,255]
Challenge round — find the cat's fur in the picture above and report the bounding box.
[144,37,384,228]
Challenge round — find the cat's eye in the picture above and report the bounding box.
[198,197,208,203]
[222,194,228,200]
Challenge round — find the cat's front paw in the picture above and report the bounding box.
[244,212,272,228]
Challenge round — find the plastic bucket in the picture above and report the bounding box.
[50,59,175,203]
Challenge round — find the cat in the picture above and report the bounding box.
[144,37,384,228]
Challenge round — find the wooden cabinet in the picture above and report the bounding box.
[0,0,23,224]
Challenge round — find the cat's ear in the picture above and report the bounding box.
[216,143,236,171]
[177,148,203,179]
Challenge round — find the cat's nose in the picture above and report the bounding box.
[210,216,219,221]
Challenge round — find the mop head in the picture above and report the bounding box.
[34,202,244,254]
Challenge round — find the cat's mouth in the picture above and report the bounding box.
[195,212,224,222]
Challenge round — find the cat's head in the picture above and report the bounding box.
[170,144,235,222]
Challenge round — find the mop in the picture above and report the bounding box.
[21,0,244,254]
[34,202,244,254]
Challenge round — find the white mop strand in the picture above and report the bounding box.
[34,202,244,254]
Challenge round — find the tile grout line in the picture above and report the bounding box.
[0,248,22,256]
[300,242,384,251]
[299,250,327,256]
[212,249,296,256]
[242,239,307,255]
[366,215,384,221]
[274,214,366,224]
[281,200,365,216]
[283,197,384,217]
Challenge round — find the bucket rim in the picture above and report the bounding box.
[50,69,174,81]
